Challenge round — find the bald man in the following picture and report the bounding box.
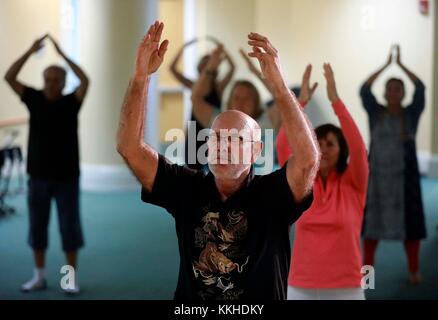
[4,35,89,294]
[117,22,320,300]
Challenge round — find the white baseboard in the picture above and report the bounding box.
[417,151,431,176]
[4,152,437,193]
[80,164,140,193]
[417,151,438,178]
[1,162,140,192]
[427,154,438,178]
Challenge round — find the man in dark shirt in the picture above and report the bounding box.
[4,34,89,294]
[117,22,320,300]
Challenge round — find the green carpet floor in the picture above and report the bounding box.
[0,178,437,300]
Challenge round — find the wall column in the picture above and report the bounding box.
[76,0,158,191]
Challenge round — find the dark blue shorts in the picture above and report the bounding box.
[27,177,84,251]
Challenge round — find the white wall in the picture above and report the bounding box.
[1,0,435,188]
[197,0,434,155]
[195,0,268,101]
[0,0,159,191]
[0,0,62,150]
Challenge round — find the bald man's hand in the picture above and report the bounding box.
[135,21,169,78]
[247,33,288,96]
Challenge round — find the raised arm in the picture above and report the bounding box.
[48,35,89,103]
[324,64,368,192]
[247,33,320,202]
[360,47,393,114]
[169,39,198,89]
[216,47,236,96]
[298,64,318,107]
[396,45,422,84]
[205,35,235,97]
[241,46,280,130]
[364,47,393,87]
[191,45,223,128]
[394,46,426,117]
[269,65,317,133]
[4,35,48,97]
[276,65,317,165]
[117,21,169,192]
[239,48,273,93]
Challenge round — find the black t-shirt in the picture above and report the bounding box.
[141,155,313,301]
[21,87,82,180]
[185,88,222,170]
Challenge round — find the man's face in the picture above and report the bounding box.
[43,67,66,100]
[385,80,405,106]
[207,112,262,180]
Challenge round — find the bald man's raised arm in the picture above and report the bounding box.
[117,76,159,192]
[246,32,320,203]
[278,92,320,202]
[117,21,168,192]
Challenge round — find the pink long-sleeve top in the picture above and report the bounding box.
[277,100,369,288]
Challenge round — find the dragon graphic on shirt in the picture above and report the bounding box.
[193,210,250,300]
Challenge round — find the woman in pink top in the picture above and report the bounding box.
[277,64,369,300]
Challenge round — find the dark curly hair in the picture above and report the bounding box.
[315,124,349,174]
